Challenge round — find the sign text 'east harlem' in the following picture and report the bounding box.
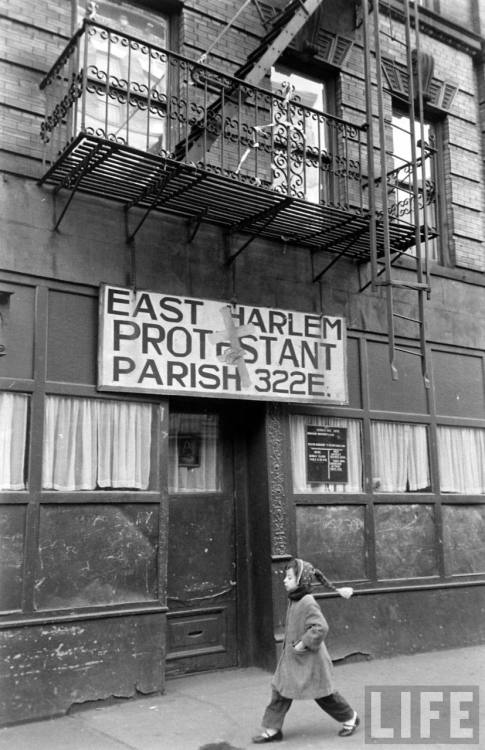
[98,285,348,404]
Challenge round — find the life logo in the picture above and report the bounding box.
[364,685,480,744]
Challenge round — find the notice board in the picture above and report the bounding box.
[306,425,348,483]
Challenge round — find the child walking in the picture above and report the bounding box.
[252,558,359,743]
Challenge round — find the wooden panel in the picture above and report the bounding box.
[374,504,438,579]
[296,505,366,581]
[168,495,235,605]
[47,290,97,384]
[0,613,165,725]
[167,608,227,658]
[347,336,362,408]
[0,505,25,612]
[367,341,428,413]
[442,505,485,575]
[432,350,485,418]
[0,283,35,379]
[35,504,159,609]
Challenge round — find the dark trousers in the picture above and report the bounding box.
[262,687,354,731]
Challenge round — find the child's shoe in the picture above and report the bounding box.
[252,729,283,743]
[338,714,360,736]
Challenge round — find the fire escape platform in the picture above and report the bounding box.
[41,133,417,262]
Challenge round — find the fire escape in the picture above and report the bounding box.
[38,0,437,384]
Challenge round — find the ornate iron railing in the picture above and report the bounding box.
[39,20,367,211]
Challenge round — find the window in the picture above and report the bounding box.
[371,421,430,492]
[390,110,439,261]
[42,396,152,490]
[0,392,29,491]
[77,1,170,152]
[270,67,333,203]
[437,426,485,494]
[169,413,221,493]
[290,414,363,493]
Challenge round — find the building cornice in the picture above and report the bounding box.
[380,0,483,57]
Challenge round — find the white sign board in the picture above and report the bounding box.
[98,285,348,404]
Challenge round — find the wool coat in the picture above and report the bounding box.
[272,593,335,700]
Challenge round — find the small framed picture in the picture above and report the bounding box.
[178,433,201,467]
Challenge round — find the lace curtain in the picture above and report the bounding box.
[290,414,362,493]
[437,426,485,493]
[0,392,28,490]
[169,413,220,493]
[371,421,430,492]
[42,396,152,491]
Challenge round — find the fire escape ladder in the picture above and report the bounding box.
[363,0,432,388]
[175,0,325,163]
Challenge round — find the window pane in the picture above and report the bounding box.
[296,505,366,581]
[35,504,158,609]
[169,413,221,493]
[0,392,28,490]
[290,414,362,493]
[79,2,168,152]
[375,504,438,579]
[442,505,485,574]
[270,67,330,203]
[391,112,438,261]
[371,422,430,492]
[42,396,152,490]
[437,426,485,493]
[0,505,25,611]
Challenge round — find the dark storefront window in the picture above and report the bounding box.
[0,392,29,490]
[374,504,438,579]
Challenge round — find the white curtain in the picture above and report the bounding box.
[437,426,485,493]
[43,396,152,491]
[371,421,430,492]
[290,414,362,493]
[169,413,220,493]
[0,392,28,490]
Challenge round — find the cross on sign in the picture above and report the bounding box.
[209,306,255,388]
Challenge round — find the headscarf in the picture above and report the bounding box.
[287,557,354,601]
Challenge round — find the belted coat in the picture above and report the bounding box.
[272,593,335,699]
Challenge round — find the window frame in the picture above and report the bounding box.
[390,101,449,266]
[270,63,338,204]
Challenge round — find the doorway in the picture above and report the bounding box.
[165,406,240,676]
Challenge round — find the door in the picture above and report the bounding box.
[166,407,238,675]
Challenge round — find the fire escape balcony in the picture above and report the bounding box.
[39,19,423,260]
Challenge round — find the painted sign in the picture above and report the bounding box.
[306,425,348,483]
[98,285,348,404]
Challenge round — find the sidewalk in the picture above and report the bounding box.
[0,645,483,750]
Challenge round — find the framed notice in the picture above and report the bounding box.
[177,434,201,467]
[306,426,348,484]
